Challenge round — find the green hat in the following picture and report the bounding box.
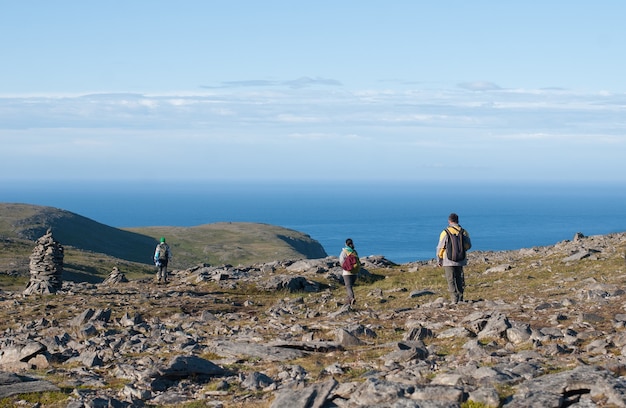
[160,237,166,243]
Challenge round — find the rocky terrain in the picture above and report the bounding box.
[1,231,626,407]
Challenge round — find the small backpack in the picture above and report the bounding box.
[444,228,466,262]
[157,243,169,261]
[342,253,359,272]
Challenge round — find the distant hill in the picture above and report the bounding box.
[126,222,328,268]
[0,203,156,264]
[0,203,328,273]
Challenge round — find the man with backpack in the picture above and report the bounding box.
[436,213,471,304]
[154,237,172,284]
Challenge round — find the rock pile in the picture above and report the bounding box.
[103,267,128,284]
[22,229,64,296]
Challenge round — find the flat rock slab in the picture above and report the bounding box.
[0,372,59,399]
[208,340,308,362]
[268,340,344,353]
[271,379,338,408]
[508,366,626,407]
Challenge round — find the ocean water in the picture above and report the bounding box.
[2,181,626,264]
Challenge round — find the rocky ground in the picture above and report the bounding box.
[1,232,626,407]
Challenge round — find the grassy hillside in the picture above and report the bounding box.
[0,203,328,282]
[125,222,328,268]
[0,203,156,263]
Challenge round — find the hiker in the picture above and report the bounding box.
[436,213,472,303]
[339,238,361,306]
[154,237,172,283]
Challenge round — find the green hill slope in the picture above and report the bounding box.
[0,203,328,275]
[0,203,156,264]
[126,222,328,268]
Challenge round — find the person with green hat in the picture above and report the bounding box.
[154,237,172,283]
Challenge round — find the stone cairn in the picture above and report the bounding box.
[23,229,64,296]
[103,266,128,284]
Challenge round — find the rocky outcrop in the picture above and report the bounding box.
[175,255,386,288]
[23,229,63,295]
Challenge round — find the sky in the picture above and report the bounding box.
[1,1,626,184]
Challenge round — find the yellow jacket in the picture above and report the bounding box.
[436,224,471,266]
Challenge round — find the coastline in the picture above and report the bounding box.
[2,180,626,264]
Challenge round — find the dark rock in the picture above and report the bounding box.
[0,372,59,399]
[157,355,226,379]
[259,275,327,293]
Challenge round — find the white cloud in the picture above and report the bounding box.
[167,99,194,107]
[1,85,625,182]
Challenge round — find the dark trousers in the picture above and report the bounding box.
[444,266,464,303]
[343,274,357,304]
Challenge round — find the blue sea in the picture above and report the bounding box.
[2,181,626,264]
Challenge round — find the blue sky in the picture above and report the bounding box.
[1,1,625,183]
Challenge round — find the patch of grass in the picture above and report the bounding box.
[495,383,515,405]
[0,274,28,291]
[199,351,224,361]
[201,378,229,392]
[0,390,69,408]
[431,337,470,357]
[350,265,446,310]
[178,401,220,408]
[462,400,497,408]
[63,248,155,282]
[341,366,370,381]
